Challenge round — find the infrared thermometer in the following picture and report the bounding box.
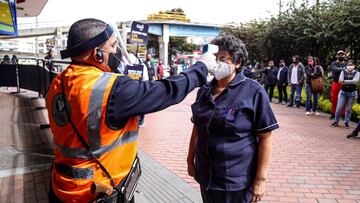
[203,44,219,54]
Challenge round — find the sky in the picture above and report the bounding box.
[16,0,299,29]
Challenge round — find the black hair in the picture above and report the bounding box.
[3,55,10,61]
[67,18,108,49]
[348,59,355,65]
[313,57,320,66]
[293,55,300,60]
[211,33,248,66]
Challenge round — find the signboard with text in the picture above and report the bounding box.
[129,21,149,45]
[124,64,144,81]
[0,0,18,35]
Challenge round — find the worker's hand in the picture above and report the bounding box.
[252,179,266,202]
[187,157,195,177]
[199,52,217,74]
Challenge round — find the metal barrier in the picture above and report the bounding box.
[0,58,71,129]
[0,58,71,96]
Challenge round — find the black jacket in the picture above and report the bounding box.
[144,61,155,81]
[263,67,278,86]
[331,61,347,82]
[305,65,324,84]
[277,66,288,85]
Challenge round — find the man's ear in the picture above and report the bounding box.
[235,61,242,69]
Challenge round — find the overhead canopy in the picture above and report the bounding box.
[16,0,48,17]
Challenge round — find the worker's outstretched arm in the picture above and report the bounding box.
[107,61,209,128]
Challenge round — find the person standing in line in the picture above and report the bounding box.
[169,61,178,76]
[304,56,324,116]
[253,63,264,84]
[242,60,254,79]
[329,50,347,119]
[287,55,306,108]
[277,59,289,105]
[263,60,278,102]
[144,53,156,81]
[331,60,359,128]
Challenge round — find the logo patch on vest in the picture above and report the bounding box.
[52,94,71,126]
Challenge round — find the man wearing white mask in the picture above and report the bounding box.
[331,60,359,128]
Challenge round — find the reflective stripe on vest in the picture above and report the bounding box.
[55,163,94,179]
[87,73,112,149]
[56,130,138,159]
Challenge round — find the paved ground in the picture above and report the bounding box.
[1,86,360,202]
[0,88,200,203]
[138,89,360,203]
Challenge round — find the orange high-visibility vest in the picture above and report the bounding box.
[46,64,138,202]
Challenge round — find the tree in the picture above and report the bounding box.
[146,34,197,61]
[223,0,360,66]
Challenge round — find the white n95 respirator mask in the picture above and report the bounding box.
[213,62,232,80]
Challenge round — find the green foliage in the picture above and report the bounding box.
[318,96,332,113]
[352,104,360,120]
[169,37,197,55]
[147,34,196,61]
[224,0,360,65]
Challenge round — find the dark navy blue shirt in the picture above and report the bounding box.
[191,72,279,191]
[106,62,208,129]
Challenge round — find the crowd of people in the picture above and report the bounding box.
[1,54,18,65]
[240,50,360,139]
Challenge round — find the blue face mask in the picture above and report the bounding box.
[108,47,122,72]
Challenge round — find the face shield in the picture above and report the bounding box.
[107,22,132,72]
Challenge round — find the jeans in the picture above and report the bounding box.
[334,90,358,123]
[277,83,288,102]
[305,84,319,112]
[264,84,276,101]
[289,84,302,107]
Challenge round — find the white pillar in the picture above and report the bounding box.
[55,27,62,48]
[121,22,127,47]
[158,24,169,68]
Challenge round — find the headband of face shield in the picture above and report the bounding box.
[60,24,114,59]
